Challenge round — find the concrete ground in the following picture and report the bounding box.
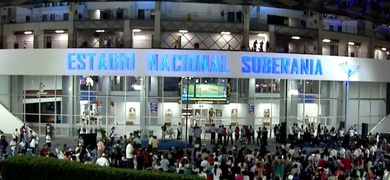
[1,134,284,152]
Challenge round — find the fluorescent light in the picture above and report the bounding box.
[24,31,33,35]
[348,42,355,45]
[221,31,231,35]
[95,30,105,33]
[291,36,300,40]
[257,33,266,37]
[132,29,141,33]
[55,30,65,34]
[179,30,188,33]
[382,47,387,51]
[322,39,331,43]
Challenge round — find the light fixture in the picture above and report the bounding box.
[257,33,266,37]
[348,42,355,45]
[132,29,141,33]
[95,30,105,33]
[221,31,231,35]
[382,47,387,51]
[24,31,33,35]
[322,39,331,43]
[55,30,65,34]
[179,30,188,33]
[291,36,300,40]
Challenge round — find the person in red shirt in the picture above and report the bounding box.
[341,156,353,174]
[207,155,214,165]
[317,154,327,168]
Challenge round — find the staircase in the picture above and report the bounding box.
[370,114,390,134]
[0,102,26,134]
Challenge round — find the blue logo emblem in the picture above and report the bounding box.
[339,62,360,80]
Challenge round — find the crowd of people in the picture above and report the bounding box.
[0,123,390,180]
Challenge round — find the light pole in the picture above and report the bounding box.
[340,62,360,129]
[184,76,190,157]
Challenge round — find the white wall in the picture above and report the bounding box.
[23,76,62,90]
[10,34,34,49]
[161,32,243,50]
[347,82,386,129]
[288,38,318,54]
[0,76,10,110]
[44,33,68,48]
[161,2,240,21]
[15,7,32,23]
[31,6,68,21]
[258,6,303,20]
[0,102,25,134]
[132,31,152,48]
[323,19,342,31]
[249,33,269,51]
[85,2,155,19]
[374,49,388,60]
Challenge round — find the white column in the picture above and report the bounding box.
[153,1,161,48]
[124,20,131,48]
[67,3,77,48]
[242,5,250,49]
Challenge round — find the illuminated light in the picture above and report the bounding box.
[55,30,65,34]
[257,33,266,37]
[132,29,141,32]
[322,39,331,43]
[382,47,387,51]
[221,31,231,35]
[348,42,355,45]
[95,30,105,33]
[132,84,142,91]
[179,30,188,33]
[24,31,33,35]
[291,36,300,40]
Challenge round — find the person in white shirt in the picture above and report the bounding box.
[160,155,170,172]
[12,129,19,142]
[330,148,338,158]
[30,137,37,155]
[45,134,51,148]
[125,142,134,169]
[188,126,194,145]
[213,164,222,180]
[200,157,210,169]
[96,153,110,167]
[9,138,17,154]
[339,147,346,158]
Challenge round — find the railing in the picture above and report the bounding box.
[369,114,389,134]
[6,40,68,49]
[3,14,69,24]
[322,25,372,36]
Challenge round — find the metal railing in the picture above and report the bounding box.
[6,40,69,49]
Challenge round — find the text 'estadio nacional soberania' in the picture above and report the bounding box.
[67,52,323,75]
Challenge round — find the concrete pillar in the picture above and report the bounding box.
[61,76,72,125]
[67,3,77,48]
[153,1,161,48]
[139,77,147,137]
[317,13,323,55]
[279,79,298,134]
[242,5,250,49]
[246,78,256,126]
[101,76,111,130]
[33,28,44,49]
[124,20,131,48]
[0,16,3,49]
[269,25,276,52]
[11,75,24,120]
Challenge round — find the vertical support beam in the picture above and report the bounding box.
[269,25,276,52]
[242,5,250,50]
[317,13,323,55]
[153,1,161,48]
[68,3,77,48]
[247,78,256,126]
[33,28,44,49]
[124,20,131,48]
